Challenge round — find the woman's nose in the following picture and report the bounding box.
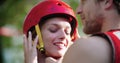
[58,30,66,40]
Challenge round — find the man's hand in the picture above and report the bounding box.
[23,31,38,63]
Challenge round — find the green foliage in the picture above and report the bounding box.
[0,0,25,29]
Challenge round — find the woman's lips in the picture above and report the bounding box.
[53,42,66,49]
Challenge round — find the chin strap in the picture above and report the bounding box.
[35,24,44,52]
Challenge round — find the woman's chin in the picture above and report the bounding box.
[46,50,65,59]
[47,53,63,59]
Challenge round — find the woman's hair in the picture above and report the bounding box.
[27,26,36,40]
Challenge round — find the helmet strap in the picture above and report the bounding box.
[35,24,45,53]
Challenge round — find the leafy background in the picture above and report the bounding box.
[0,0,84,63]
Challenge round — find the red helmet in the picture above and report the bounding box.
[23,0,79,41]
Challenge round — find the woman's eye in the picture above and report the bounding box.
[49,28,58,33]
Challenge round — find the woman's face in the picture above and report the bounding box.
[41,17,73,58]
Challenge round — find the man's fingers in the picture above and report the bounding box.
[23,32,38,63]
[23,34,29,63]
[33,35,38,49]
[28,31,32,50]
[23,34,28,54]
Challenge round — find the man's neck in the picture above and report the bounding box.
[101,15,120,32]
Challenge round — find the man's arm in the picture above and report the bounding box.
[62,36,112,63]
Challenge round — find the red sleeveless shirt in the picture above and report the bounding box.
[93,30,120,63]
[104,30,120,63]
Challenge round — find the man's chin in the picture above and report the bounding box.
[83,29,100,34]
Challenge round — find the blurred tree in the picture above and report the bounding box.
[0,0,7,63]
[0,0,26,63]
[0,0,6,5]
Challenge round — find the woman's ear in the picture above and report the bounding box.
[104,0,113,10]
